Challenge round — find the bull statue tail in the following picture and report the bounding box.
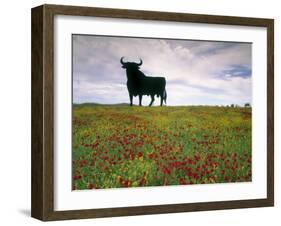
[163,89,167,104]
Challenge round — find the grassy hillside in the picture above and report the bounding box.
[72,105,252,190]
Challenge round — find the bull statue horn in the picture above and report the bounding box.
[137,58,143,66]
[120,57,125,65]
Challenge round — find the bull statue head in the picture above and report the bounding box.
[120,57,143,70]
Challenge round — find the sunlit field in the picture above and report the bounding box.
[72,104,252,190]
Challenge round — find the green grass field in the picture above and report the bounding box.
[72,105,252,190]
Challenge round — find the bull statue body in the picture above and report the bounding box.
[120,57,167,107]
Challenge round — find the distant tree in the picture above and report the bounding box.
[230,104,235,108]
[244,103,251,108]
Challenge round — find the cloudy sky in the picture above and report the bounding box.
[73,35,252,106]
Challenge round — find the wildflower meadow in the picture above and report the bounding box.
[72,104,251,190]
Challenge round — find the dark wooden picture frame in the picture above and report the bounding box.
[31,4,274,221]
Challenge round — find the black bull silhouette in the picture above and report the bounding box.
[120,57,167,106]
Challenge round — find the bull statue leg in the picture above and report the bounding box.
[139,95,142,106]
[149,95,155,107]
[160,93,164,106]
[129,94,133,106]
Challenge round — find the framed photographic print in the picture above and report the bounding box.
[31,4,274,221]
